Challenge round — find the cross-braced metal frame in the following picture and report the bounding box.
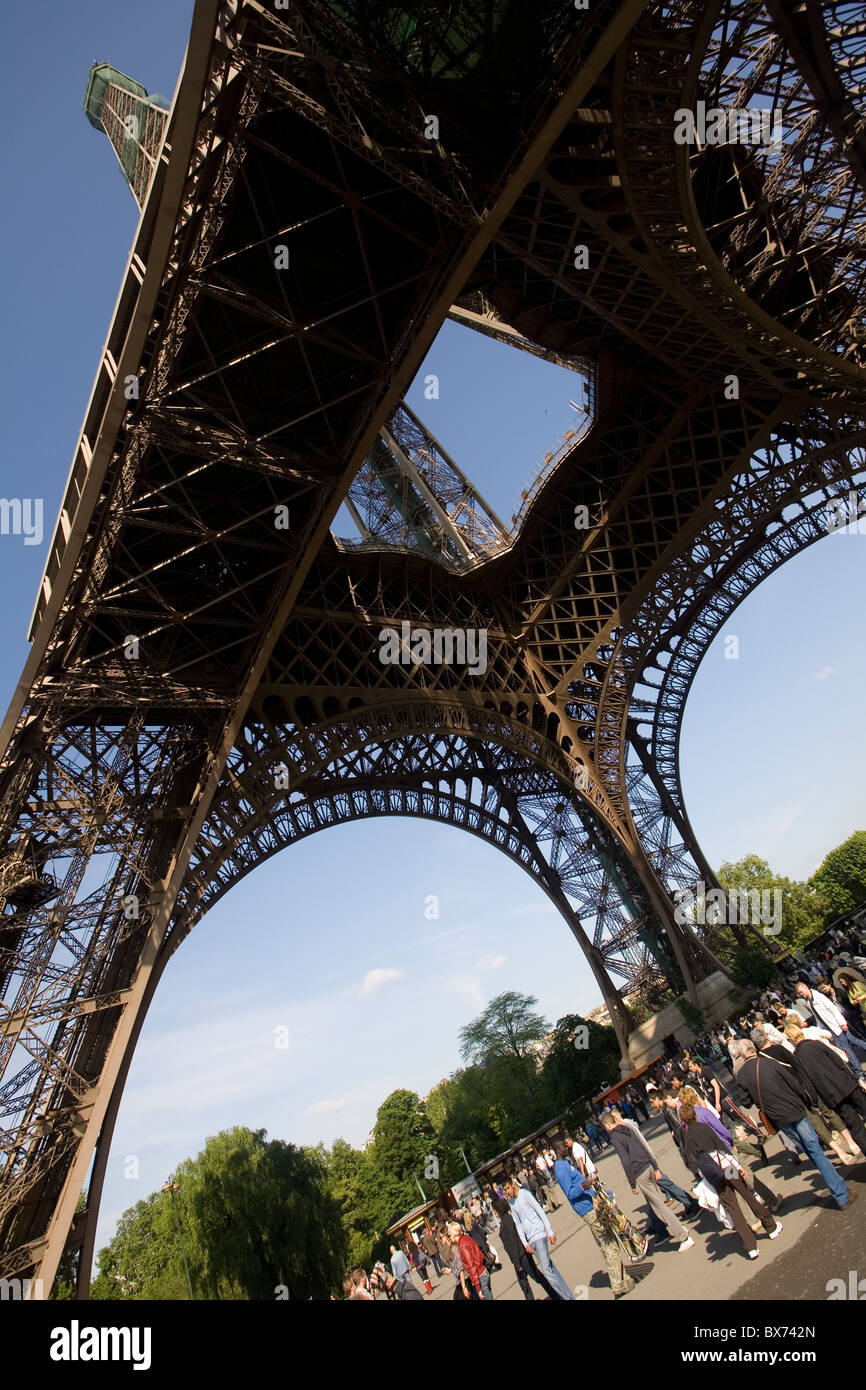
[1,0,865,1295]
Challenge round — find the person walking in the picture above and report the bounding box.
[754,1022,861,1163]
[680,1104,781,1260]
[553,1140,650,1298]
[601,1112,695,1251]
[420,1226,443,1278]
[608,1107,701,1219]
[585,1119,604,1155]
[491,1196,564,1300]
[735,1040,856,1210]
[569,1131,598,1178]
[441,1228,474,1301]
[412,1241,433,1295]
[503,1178,575,1300]
[630,1087,650,1124]
[796,982,866,1079]
[389,1243,411,1281]
[650,1089,688,1160]
[449,1221,493,1301]
[838,972,866,1025]
[784,1023,866,1159]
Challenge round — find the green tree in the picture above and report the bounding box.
[427,1068,500,1183]
[811,831,866,923]
[730,943,778,992]
[677,996,707,1035]
[458,991,548,1065]
[540,1014,622,1112]
[717,855,826,953]
[365,1090,438,1232]
[90,1191,185,1300]
[313,1138,384,1270]
[91,1126,346,1300]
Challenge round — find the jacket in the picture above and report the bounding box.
[608,1123,654,1187]
[808,991,848,1035]
[737,1053,810,1127]
[683,1118,735,1183]
[496,1207,527,1268]
[620,1117,658,1165]
[554,1157,594,1216]
[394,1274,423,1301]
[793,1037,861,1108]
[691,1104,734,1148]
[508,1186,553,1246]
[457,1233,486,1292]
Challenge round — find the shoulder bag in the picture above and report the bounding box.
[755,1059,778,1137]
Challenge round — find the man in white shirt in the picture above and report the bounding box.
[570,1134,597,1179]
[797,982,866,1080]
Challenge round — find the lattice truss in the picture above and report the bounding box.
[98,84,169,208]
[338,403,510,566]
[693,0,866,360]
[599,406,866,831]
[179,723,701,1005]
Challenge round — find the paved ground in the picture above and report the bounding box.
[414,1111,866,1304]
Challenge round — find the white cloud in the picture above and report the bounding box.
[304,1098,347,1117]
[477,953,507,972]
[445,973,483,1009]
[816,665,844,681]
[502,902,556,918]
[358,967,404,999]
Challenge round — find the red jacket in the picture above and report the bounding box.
[458,1233,486,1292]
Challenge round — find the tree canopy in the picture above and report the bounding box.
[717,854,827,953]
[91,1127,346,1300]
[812,831,866,923]
[458,990,548,1065]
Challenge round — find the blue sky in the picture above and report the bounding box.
[2,4,864,1267]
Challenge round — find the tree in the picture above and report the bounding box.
[90,1191,185,1300]
[811,831,866,923]
[677,996,707,1036]
[366,1090,438,1231]
[540,1014,622,1113]
[91,1126,346,1300]
[427,1068,501,1182]
[730,944,778,993]
[717,855,826,954]
[458,991,548,1066]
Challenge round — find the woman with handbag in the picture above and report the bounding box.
[680,1103,781,1259]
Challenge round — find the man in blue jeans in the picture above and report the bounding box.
[736,1040,857,1210]
[503,1179,574,1300]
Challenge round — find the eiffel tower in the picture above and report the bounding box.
[1,0,865,1297]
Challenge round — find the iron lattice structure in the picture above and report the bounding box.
[1,0,865,1293]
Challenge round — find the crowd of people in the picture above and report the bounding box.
[343,921,866,1300]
